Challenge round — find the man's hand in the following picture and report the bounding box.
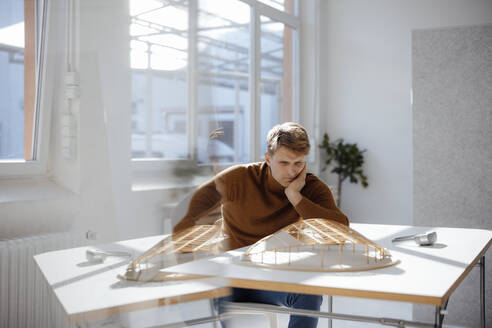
[284,164,307,206]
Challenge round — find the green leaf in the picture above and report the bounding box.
[319,133,369,200]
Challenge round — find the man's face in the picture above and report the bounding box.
[265,146,306,187]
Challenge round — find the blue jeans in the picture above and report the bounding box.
[216,288,323,328]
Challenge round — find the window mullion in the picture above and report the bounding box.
[249,3,260,162]
[145,61,153,157]
[239,0,300,29]
[187,0,198,161]
[233,59,241,163]
[31,0,50,168]
[256,1,299,29]
[293,20,300,123]
[24,0,35,160]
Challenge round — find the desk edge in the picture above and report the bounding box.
[442,237,492,303]
[68,287,230,324]
[228,278,444,305]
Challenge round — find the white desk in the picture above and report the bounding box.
[169,223,492,327]
[35,224,490,327]
[34,234,229,326]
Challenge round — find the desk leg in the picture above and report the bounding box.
[434,305,443,328]
[209,299,219,328]
[434,299,448,328]
[480,255,485,328]
[327,295,333,328]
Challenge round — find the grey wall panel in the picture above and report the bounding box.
[412,24,492,326]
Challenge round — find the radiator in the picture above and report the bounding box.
[0,232,86,328]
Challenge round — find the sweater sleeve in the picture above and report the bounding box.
[294,175,349,226]
[172,178,222,233]
[172,165,240,233]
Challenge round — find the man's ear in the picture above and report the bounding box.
[264,152,271,166]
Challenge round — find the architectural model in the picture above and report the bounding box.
[236,219,399,272]
[121,222,227,282]
[121,218,399,281]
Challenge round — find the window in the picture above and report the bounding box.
[130,0,189,160]
[130,0,299,164]
[0,0,36,160]
[196,0,251,163]
[259,15,297,157]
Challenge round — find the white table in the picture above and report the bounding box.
[34,234,229,327]
[169,223,492,327]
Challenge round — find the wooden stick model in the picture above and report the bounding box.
[121,223,227,282]
[121,218,399,281]
[239,219,399,272]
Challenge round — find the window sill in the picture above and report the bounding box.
[0,176,75,204]
[131,174,212,192]
[131,160,231,192]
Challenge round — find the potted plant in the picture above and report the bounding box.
[319,133,368,207]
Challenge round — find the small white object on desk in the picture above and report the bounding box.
[85,249,132,264]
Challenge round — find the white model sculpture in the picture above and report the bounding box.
[236,219,399,272]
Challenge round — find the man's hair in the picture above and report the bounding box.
[266,122,310,155]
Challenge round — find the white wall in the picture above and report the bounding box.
[320,0,492,224]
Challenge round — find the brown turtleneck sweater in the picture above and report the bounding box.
[173,162,349,249]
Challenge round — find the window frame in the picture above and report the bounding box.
[0,0,53,177]
[131,0,301,172]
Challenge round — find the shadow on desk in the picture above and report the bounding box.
[109,276,214,289]
[53,259,131,289]
[329,265,405,276]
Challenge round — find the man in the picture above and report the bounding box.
[174,122,348,328]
